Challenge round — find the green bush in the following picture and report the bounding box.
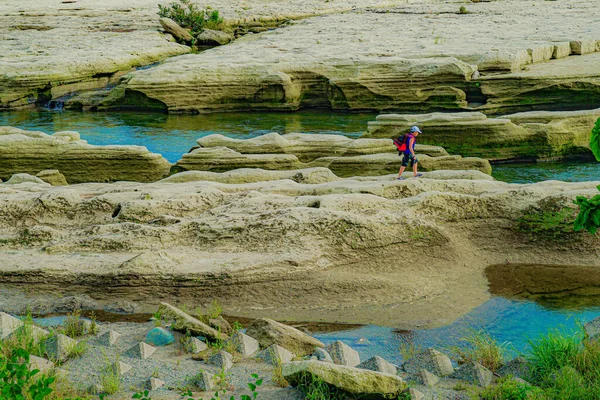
[0,347,56,399]
[591,117,600,161]
[574,185,600,234]
[479,376,545,400]
[158,0,223,34]
[527,328,582,384]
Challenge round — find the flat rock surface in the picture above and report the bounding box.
[0,171,597,329]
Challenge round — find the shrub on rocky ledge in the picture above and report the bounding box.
[158,0,223,34]
[591,117,600,161]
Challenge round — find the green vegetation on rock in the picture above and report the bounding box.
[0,348,55,400]
[479,376,545,400]
[158,0,223,34]
[591,117,600,161]
[516,206,577,240]
[574,185,600,235]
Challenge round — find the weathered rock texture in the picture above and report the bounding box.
[0,169,597,328]
[4,0,600,114]
[366,109,600,160]
[93,0,600,114]
[175,133,491,176]
[1,0,447,111]
[283,360,404,396]
[246,318,324,356]
[0,127,171,183]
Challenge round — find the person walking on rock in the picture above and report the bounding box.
[396,126,424,180]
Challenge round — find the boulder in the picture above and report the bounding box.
[126,342,156,360]
[208,316,232,335]
[193,370,215,391]
[313,348,333,363]
[497,356,532,380]
[0,312,24,339]
[113,361,132,375]
[28,355,54,374]
[245,318,324,356]
[157,302,228,342]
[450,362,494,387]
[258,344,294,366]
[327,340,360,367]
[97,330,121,347]
[159,17,193,42]
[0,127,171,183]
[401,387,425,400]
[196,29,233,46]
[209,350,234,371]
[145,327,175,346]
[5,173,48,186]
[414,369,439,387]
[283,360,404,397]
[148,377,165,391]
[357,356,397,375]
[36,170,68,186]
[45,334,78,362]
[227,332,260,356]
[402,348,454,376]
[584,316,600,341]
[187,337,208,353]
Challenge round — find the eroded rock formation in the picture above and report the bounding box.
[0,168,597,328]
[0,127,171,183]
[366,109,600,160]
[174,133,492,176]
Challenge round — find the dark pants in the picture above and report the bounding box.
[401,153,417,167]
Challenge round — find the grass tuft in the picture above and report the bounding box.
[450,328,509,372]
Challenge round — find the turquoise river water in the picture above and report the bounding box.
[1,109,599,183]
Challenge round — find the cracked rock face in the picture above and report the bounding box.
[0,168,598,328]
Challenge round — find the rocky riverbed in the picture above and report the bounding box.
[8,302,600,400]
[0,165,598,329]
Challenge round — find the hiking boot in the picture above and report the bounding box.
[396,177,406,181]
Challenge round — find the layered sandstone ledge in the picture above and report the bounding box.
[4,0,600,113]
[175,132,493,176]
[0,0,437,110]
[0,127,171,183]
[0,169,597,328]
[104,0,600,114]
[366,109,600,160]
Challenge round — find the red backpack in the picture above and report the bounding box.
[393,134,411,152]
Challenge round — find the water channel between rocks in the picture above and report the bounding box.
[18,264,600,366]
[2,109,599,183]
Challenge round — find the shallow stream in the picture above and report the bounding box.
[2,109,599,183]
